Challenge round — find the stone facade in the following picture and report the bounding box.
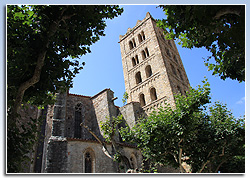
[22,12,190,173]
[119,12,190,114]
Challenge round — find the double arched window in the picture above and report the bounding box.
[138,31,146,43]
[141,47,150,60]
[138,87,158,107]
[132,55,139,67]
[129,38,136,50]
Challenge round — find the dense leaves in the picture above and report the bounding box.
[7,5,123,172]
[157,5,245,82]
[119,79,245,173]
[7,5,123,108]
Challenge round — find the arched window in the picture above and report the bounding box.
[74,103,82,138]
[135,55,139,64]
[138,34,143,43]
[132,57,136,67]
[129,41,134,50]
[138,31,146,43]
[145,47,150,57]
[139,93,146,107]
[150,87,157,101]
[141,31,146,41]
[141,50,146,60]
[132,38,136,48]
[85,152,92,173]
[132,55,139,67]
[135,72,142,84]
[83,148,95,173]
[145,65,152,78]
[141,47,149,60]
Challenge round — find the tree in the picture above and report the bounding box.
[7,5,123,172]
[157,5,245,82]
[119,79,245,173]
[186,102,245,173]
[122,92,128,105]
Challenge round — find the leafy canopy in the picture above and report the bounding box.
[7,5,123,108]
[157,5,245,82]
[7,5,123,173]
[119,79,245,173]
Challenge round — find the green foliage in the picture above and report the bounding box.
[186,102,245,173]
[100,115,124,143]
[7,5,123,173]
[157,5,245,82]
[119,79,245,173]
[122,92,128,105]
[7,5,123,108]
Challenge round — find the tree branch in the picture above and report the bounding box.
[213,6,242,19]
[81,122,132,171]
[199,160,210,173]
[80,123,115,160]
[10,8,76,125]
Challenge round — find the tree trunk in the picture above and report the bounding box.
[9,8,69,126]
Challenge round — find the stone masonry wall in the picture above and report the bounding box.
[119,12,190,115]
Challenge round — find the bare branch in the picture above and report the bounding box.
[80,123,115,160]
[199,160,210,173]
[213,6,242,19]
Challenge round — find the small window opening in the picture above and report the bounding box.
[129,41,133,50]
[132,57,136,67]
[135,72,142,84]
[138,34,143,43]
[145,65,152,78]
[145,47,150,57]
[150,88,157,101]
[141,31,146,41]
[139,93,146,107]
[135,55,139,64]
[141,50,146,60]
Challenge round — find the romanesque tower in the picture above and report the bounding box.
[119,12,190,113]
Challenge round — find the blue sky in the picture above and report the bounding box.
[70,5,245,118]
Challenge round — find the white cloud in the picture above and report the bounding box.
[236,97,245,104]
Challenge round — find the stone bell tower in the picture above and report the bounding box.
[119,12,190,113]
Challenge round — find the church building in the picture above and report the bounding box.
[25,12,190,173]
